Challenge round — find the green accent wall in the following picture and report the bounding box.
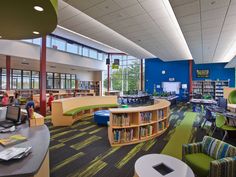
[0,0,58,39]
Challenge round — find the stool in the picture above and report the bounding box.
[94,110,110,125]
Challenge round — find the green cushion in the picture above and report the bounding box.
[216,114,227,128]
[63,104,118,116]
[185,153,214,177]
[228,90,236,104]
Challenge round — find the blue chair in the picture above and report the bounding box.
[202,108,215,129]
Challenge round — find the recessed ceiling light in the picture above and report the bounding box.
[0,36,2,38]
[34,6,44,12]
[33,31,40,35]
[211,1,216,5]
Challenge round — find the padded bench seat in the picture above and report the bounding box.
[63,104,118,116]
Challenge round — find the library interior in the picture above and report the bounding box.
[1,0,236,177]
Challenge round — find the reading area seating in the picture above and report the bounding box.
[182,136,236,177]
[51,96,118,126]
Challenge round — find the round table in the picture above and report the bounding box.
[134,154,194,177]
[94,110,110,125]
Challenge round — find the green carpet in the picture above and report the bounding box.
[161,112,196,159]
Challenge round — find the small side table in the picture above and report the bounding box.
[134,154,194,177]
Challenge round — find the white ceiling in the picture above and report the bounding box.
[58,0,236,63]
[62,0,192,61]
[170,0,236,63]
[58,0,155,59]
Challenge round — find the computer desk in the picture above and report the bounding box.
[0,124,50,177]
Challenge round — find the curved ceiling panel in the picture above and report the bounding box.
[0,0,58,40]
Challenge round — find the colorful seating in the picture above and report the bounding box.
[212,114,236,141]
[182,136,236,177]
[94,110,110,125]
[228,90,236,104]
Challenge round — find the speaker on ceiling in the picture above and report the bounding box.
[106,58,110,65]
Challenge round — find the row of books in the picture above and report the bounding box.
[140,112,152,123]
[112,113,130,126]
[113,129,134,143]
[157,121,167,131]
[157,109,165,119]
[140,125,153,138]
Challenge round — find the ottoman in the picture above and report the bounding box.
[94,110,110,125]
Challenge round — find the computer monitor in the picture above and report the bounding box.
[6,106,21,122]
[218,97,227,110]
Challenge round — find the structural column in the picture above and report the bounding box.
[107,54,111,93]
[189,60,193,95]
[140,59,144,91]
[6,56,11,91]
[40,37,47,116]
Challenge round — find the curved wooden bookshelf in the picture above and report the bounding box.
[108,99,171,146]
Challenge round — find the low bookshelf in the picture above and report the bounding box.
[108,99,171,146]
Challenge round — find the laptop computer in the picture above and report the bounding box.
[0,106,21,128]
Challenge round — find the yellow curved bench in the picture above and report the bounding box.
[51,96,118,126]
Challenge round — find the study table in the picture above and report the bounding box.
[0,124,50,177]
[206,105,236,127]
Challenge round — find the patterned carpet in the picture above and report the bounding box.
[45,103,236,177]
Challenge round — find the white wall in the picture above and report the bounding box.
[0,40,107,71]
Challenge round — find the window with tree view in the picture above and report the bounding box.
[103,55,142,94]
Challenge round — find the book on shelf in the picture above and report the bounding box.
[112,113,130,126]
[140,112,152,123]
[157,109,165,120]
[113,128,134,143]
[157,121,167,131]
[140,125,153,138]
[0,134,27,147]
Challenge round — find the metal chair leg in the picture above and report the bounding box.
[222,131,228,141]
[212,126,217,136]
[202,119,207,129]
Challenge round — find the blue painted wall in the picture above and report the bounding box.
[192,62,235,87]
[145,58,235,99]
[145,58,189,100]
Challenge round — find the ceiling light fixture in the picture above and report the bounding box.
[33,31,40,35]
[0,36,2,38]
[211,1,216,5]
[34,6,44,12]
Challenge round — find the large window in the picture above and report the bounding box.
[23,70,31,89]
[103,55,142,94]
[47,73,53,89]
[54,73,60,89]
[0,69,6,90]
[32,71,39,89]
[22,35,108,61]
[66,74,71,89]
[11,69,22,89]
[0,68,76,90]
[71,75,76,89]
[60,74,66,89]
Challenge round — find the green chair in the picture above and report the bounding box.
[203,94,212,100]
[228,90,236,104]
[212,114,236,141]
[182,136,236,177]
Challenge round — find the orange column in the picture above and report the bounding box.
[189,60,193,94]
[6,56,11,91]
[40,37,47,116]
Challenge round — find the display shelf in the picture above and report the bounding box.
[108,99,170,146]
[192,80,229,100]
